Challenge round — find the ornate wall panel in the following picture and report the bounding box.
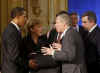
[27,0,49,33]
[27,0,48,24]
[49,0,68,24]
[0,0,1,49]
[7,0,26,23]
[27,0,68,33]
[0,0,68,64]
[0,0,1,36]
[0,0,68,35]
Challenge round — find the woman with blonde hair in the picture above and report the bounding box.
[23,19,58,73]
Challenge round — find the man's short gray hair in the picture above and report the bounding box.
[57,14,72,26]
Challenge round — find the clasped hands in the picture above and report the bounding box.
[29,59,38,69]
[28,43,62,69]
[41,42,62,55]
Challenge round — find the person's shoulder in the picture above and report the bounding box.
[65,27,76,38]
[96,26,100,30]
[68,27,77,33]
[69,27,81,37]
[5,23,16,31]
[3,23,19,37]
[95,26,100,34]
[3,23,12,34]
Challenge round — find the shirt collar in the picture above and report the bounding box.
[76,25,79,32]
[11,21,20,31]
[73,24,79,32]
[89,24,97,33]
[58,26,70,39]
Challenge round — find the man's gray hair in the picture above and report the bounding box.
[57,14,72,26]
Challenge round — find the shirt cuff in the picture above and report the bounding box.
[51,50,55,58]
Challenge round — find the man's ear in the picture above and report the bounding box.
[89,20,95,25]
[64,23,67,27]
[89,20,94,23]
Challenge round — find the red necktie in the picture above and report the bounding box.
[57,32,62,43]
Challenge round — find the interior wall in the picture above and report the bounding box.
[0,0,68,47]
[1,0,8,36]
[0,0,68,66]
[0,0,1,44]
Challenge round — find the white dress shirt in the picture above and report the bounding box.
[73,24,79,32]
[89,24,97,33]
[11,21,20,31]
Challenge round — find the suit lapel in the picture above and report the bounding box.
[88,26,98,38]
[10,23,22,38]
[61,27,72,43]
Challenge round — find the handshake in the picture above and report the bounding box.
[28,53,58,69]
[41,42,62,55]
[28,42,62,69]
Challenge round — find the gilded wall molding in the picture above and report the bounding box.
[48,0,68,24]
[0,0,68,36]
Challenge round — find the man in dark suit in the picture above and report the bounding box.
[2,7,28,73]
[70,12,87,40]
[41,12,86,73]
[82,11,100,73]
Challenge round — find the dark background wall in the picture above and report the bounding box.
[68,0,100,26]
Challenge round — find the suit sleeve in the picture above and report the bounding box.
[53,33,76,62]
[5,32,28,71]
[5,32,20,63]
[33,55,58,68]
[96,32,100,65]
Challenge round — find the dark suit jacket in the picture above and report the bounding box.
[2,23,27,73]
[53,27,86,73]
[23,34,58,73]
[72,25,88,44]
[84,26,100,73]
[47,28,58,44]
[79,25,88,41]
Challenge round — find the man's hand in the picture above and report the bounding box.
[29,59,38,69]
[52,43,62,51]
[41,45,54,55]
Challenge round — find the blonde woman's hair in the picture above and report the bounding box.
[27,19,41,33]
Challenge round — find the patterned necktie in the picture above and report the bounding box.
[57,32,62,43]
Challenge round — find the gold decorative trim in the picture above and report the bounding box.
[65,0,68,11]
[48,0,50,24]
